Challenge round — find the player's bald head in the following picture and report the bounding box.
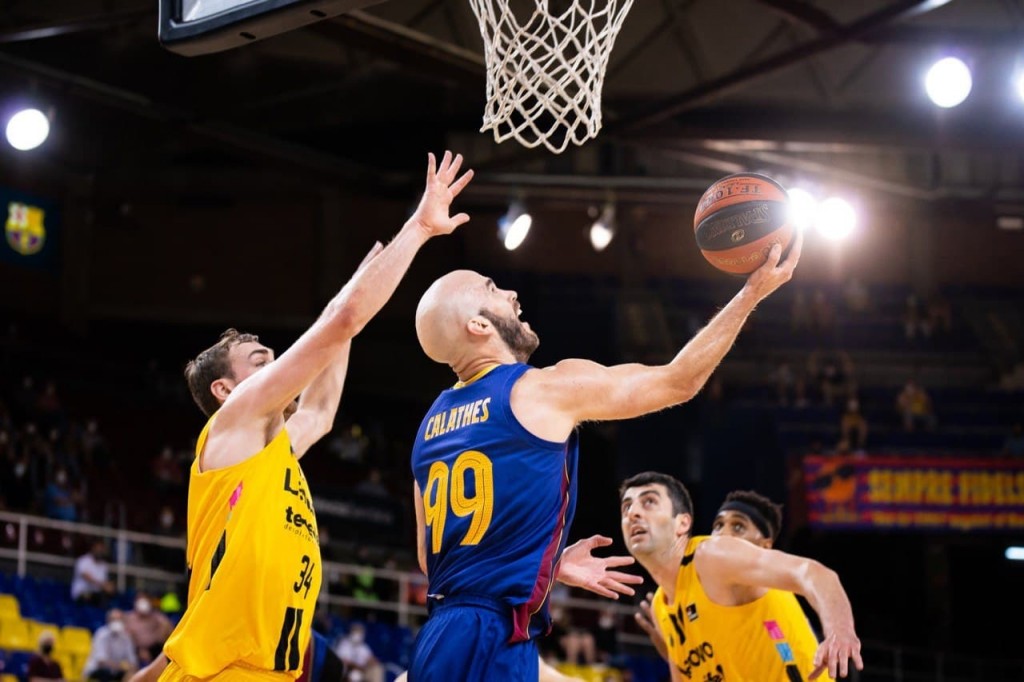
[416,270,487,364]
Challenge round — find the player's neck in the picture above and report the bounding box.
[453,353,515,383]
[641,536,690,603]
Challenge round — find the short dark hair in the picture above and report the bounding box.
[619,471,694,517]
[184,329,259,418]
[720,490,783,541]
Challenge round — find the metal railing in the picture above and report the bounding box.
[1,512,1021,681]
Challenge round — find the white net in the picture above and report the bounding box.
[467,0,635,154]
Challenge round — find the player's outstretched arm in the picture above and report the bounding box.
[287,242,383,456]
[696,534,863,679]
[519,232,801,431]
[216,152,473,433]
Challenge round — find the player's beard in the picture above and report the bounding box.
[480,309,539,363]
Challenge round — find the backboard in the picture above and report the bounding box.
[159,0,386,56]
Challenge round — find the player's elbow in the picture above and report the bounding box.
[326,297,367,340]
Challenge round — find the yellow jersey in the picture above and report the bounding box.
[652,536,832,682]
[161,417,322,680]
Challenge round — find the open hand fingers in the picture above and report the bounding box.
[634,611,657,635]
[444,152,464,182]
[603,570,643,586]
[601,555,637,569]
[437,150,453,177]
[426,152,436,181]
[601,574,639,596]
[449,168,475,197]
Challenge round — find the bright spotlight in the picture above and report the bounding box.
[925,57,972,108]
[1007,547,1024,561]
[786,187,817,232]
[589,204,615,252]
[1016,73,1024,103]
[498,201,531,251]
[816,197,856,241]
[5,108,50,151]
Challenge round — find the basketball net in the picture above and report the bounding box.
[467,0,635,154]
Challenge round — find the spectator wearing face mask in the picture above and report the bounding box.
[44,466,81,522]
[123,593,173,664]
[83,609,138,681]
[28,630,65,682]
[332,623,383,682]
[71,540,116,607]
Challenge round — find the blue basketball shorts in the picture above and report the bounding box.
[409,595,539,682]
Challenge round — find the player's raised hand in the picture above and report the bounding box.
[556,535,645,600]
[745,226,803,302]
[634,592,669,662]
[809,626,863,679]
[410,150,475,238]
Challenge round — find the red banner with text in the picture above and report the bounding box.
[803,455,1024,532]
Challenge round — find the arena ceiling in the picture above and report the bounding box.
[1,0,1023,208]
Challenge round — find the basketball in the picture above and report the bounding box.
[693,173,794,276]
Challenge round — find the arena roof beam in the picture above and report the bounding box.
[612,0,956,134]
[0,49,390,187]
[0,7,152,43]
[311,9,484,83]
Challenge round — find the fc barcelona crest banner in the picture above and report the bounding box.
[804,455,1024,532]
[0,187,59,270]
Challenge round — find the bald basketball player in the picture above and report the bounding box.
[407,231,803,680]
[159,151,474,682]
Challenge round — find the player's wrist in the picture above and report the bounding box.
[404,216,438,241]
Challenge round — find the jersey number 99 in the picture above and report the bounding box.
[423,451,494,553]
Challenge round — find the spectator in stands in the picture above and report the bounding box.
[896,378,937,432]
[842,276,871,314]
[808,349,855,407]
[1002,422,1024,457]
[839,398,869,450]
[927,291,952,336]
[810,288,835,336]
[123,592,173,665]
[354,468,388,498]
[71,540,115,606]
[44,466,80,522]
[591,608,621,667]
[1,442,36,511]
[332,623,383,682]
[83,609,138,681]
[28,629,65,682]
[547,606,596,667]
[330,422,370,463]
[771,361,808,409]
[903,294,931,341]
[147,505,183,573]
[35,381,65,431]
[150,445,184,492]
[80,419,110,469]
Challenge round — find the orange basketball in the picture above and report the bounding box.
[693,172,794,275]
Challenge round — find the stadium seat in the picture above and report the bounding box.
[0,618,32,651]
[0,596,19,620]
[59,625,92,658]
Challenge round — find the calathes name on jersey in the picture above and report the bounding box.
[423,397,491,441]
